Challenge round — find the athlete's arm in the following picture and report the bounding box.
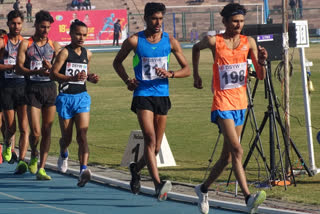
[154,36,190,79]
[86,49,99,84]
[16,39,47,75]
[43,41,62,71]
[0,38,15,72]
[50,48,86,82]
[113,34,138,91]
[248,36,267,80]
[192,35,216,89]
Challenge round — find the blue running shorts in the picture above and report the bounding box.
[56,92,91,119]
[211,109,246,127]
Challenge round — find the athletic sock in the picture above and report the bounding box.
[60,150,68,158]
[200,184,208,193]
[245,194,251,204]
[80,165,87,173]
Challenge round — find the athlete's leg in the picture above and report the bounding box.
[74,112,89,166]
[38,106,56,169]
[136,109,162,188]
[136,114,167,171]
[202,135,232,190]
[3,110,16,148]
[28,106,41,159]
[58,116,74,154]
[0,112,5,140]
[218,118,250,197]
[16,104,29,161]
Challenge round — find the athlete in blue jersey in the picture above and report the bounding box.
[113,2,190,201]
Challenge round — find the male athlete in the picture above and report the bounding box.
[0,10,29,173]
[16,10,61,179]
[192,3,268,214]
[51,19,99,187]
[113,2,190,201]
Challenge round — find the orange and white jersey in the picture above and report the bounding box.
[211,34,250,111]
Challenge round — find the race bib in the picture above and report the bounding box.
[219,62,247,90]
[4,58,23,79]
[65,62,87,85]
[30,60,50,81]
[141,56,168,81]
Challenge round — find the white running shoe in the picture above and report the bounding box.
[57,154,68,173]
[77,169,92,187]
[195,184,209,214]
[246,191,266,214]
[156,180,172,201]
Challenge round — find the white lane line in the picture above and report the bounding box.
[0,192,85,214]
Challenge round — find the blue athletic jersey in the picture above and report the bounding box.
[133,31,171,97]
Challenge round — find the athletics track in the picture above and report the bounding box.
[0,162,240,214]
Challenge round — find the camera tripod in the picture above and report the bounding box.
[240,61,313,189]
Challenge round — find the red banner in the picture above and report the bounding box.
[49,10,127,45]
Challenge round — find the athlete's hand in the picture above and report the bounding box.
[72,71,87,82]
[42,59,52,70]
[87,73,99,84]
[258,45,268,63]
[193,75,203,89]
[126,78,138,91]
[38,68,50,76]
[155,67,170,78]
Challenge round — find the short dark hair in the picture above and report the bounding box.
[35,10,54,25]
[70,19,87,33]
[144,2,166,18]
[220,3,247,21]
[0,29,7,36]
[7,10,24,22]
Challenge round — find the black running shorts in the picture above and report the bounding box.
[131,96,171,115]
[26,82,57,108]
[0,85,27,110]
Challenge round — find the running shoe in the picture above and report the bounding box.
[36,168,51,180]
[8,150,18,164]
[246,191,267,214]
[28,157,38,174]
[77,169,92,187]
[195,184,209,214]
[156,180,172,201]
[129,162,141,194]
[14,160,28,174]
[57,151,68,173]
[2,145,12,162]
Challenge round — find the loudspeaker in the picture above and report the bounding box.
[242,24,297,61]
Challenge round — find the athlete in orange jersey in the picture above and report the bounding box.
[192,3,268,214]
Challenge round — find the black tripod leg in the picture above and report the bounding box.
[275,116,313,177]
[243,112,269,169]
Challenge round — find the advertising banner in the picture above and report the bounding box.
[49,10,127,45]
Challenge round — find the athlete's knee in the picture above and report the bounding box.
[30,133,40,143]
[61,135,72,145]
[76,129,87,144]
[6,126,16,136]
[41,124,53,136]
[143,133,156,146]
[231,145,243,160]
[220,152,232,165]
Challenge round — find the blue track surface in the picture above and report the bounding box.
[0,163,243,214]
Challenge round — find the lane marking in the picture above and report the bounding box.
[0,192,85,214]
